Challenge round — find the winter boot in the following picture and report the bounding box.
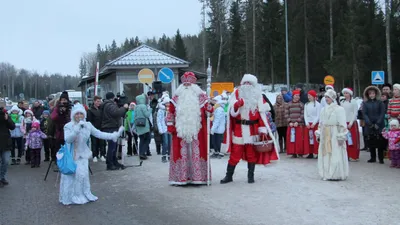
[11,158,16,165]
[161,156,168,163]
[220,164,236,184]
[247,163,255,183]
[16,158,21,165]
[307,154,314,159]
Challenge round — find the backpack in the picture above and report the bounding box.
[56,143,76,175]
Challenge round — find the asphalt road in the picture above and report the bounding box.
[1,148,400,225]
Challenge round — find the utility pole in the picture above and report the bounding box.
[285,0,290,90]
[252,0,256,74]
[329,0,333,60]
[385,0,392,84]
[202,0,207,72]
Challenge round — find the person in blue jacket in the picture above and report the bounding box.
[281,87,292,103]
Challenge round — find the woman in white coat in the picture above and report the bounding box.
[59,104,123,205]
[316,89,349,181]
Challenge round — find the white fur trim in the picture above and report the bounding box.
[324,89,337,100]
[325,85,334,91]
[393,83,400,91]
[230,103,240,117]
[258,100,270,113]
[232,135,259,145]
[258,127,267,134]
[240,74,258,85]
[24,109,33,116]
[71,103,87,120]
[8,105,22,115]
[342,88,353,96]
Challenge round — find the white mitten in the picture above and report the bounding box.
[112,132,119,142]
[73,124,81,133]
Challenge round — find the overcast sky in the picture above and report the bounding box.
[0,0,203,76]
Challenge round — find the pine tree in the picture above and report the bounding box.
[79,58,87,78]
[173,29,188,60]
[228,0,245,82]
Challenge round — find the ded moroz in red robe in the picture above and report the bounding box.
[221,90,279,165]
[167,90,213,185]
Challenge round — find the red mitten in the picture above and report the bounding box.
[168,126,177,134]
[234,98,245,110]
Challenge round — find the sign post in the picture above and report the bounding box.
[206,59,212,186]
[138,68,155,84]
[371,71,385,85]
[323,75,335,85]
[158,68,174,83]
[94,62,99,96]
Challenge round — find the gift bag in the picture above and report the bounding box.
[347,132,353,146]
[290,128,296,143]
[309,129,314,145]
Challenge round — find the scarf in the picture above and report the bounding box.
[10,114,19,124]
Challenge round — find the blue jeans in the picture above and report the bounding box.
[104,129,118,167]
[161,133,172,156]
[0,151,11,180]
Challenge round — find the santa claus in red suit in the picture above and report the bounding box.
[167,72,214,185]
[220,74,279,184]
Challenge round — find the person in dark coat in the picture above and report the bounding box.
[32,101,44,119]
[87,96,106,162]
[362,86,386,164]
[295,83,309,104]
[0,108,16,187]
[101,92,128,170]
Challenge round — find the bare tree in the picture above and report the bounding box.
[386,0,392,84]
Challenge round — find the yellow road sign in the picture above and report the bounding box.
[138,68,155,84]
[324,75,335,85]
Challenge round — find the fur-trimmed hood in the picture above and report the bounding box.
[363,86,381,101]
[70,103,87,121]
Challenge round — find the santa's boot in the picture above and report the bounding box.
[220,164,236,184]
[247,163,255,183]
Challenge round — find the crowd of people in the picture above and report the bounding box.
[1,72,400,206]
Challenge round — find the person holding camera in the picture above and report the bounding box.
[51,91,71,171]
[101,92,128,171]
[0,107,16,187]
[362,86,386,164]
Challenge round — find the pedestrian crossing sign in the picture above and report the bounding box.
[371,71,384,85]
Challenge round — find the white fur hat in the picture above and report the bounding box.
[8,105,22,115]
[393,83,400,91]
[342,87,353,96]
[162,97,171,105]
[324,89,337,100]
[240,74,258,86]
[390,119,399,128]
[71,103,87,120]
[325,85,334,91]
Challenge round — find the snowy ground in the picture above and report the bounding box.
[1,141,400,225]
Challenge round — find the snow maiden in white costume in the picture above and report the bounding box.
[59,104,123,205]
[315,89,349,181]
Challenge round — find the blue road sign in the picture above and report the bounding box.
[371,71,385,85]
[158,68,174,83]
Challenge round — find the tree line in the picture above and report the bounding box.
[0,62,80,101]
[80,0,400,96]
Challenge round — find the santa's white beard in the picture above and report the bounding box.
[175,84,203,143]
[239,84,261,113]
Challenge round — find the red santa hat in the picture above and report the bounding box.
[308,90,317,98]
[240,74,258,86]
[292,90,301,96]
[342,87,353,96]
[181,72,197,84]
[325,85,334,91]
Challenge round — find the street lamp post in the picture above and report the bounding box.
[285,0,290,90]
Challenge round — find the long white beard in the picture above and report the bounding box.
[175,84,203,143]
[239,84,261,113]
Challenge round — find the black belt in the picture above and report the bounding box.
[236,120,259,125]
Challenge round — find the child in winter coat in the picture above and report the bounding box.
[382,119,400,168]
[8,105,24,165]
[25,122,47,168]
[21,109,38,164]
[40,110,51,161]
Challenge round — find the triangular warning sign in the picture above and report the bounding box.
[373,73,383,82]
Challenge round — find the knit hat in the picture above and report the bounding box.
[325,85,334,91]
[42,110,50,116]
[32,121,40,129]
[324,89,337,100]
[60,91,70,101]
[281,87,288,92]
[393,83,400,91]
[390,119,399,128]
[292,90,301,96]
[105,92,115,100]
[8,105,22,115]
[24,109,33,116]
[342,87,353,96]
[162,97,171,105]
[308,90,317,98]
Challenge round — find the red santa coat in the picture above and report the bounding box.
[221,90,279,165]
[167,92,213,185]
